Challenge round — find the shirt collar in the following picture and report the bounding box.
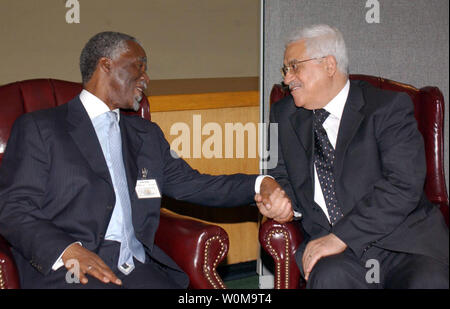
[323,79,350,121]
[79,89,120,121]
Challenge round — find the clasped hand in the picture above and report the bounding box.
[254,177,293,223]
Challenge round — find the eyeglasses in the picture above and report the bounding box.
[281,57,324,77]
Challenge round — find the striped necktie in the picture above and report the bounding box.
[106,111,145,275]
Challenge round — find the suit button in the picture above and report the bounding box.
[106,205,113,210]
[99,233,104,239]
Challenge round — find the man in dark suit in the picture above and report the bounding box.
[269,24,448,288]
[0,31,292,288]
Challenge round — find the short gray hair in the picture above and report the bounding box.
[79,31,139,84]
[286,24,348,74]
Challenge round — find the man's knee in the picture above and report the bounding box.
[307,254,367,289]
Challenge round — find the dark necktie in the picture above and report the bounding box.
[313,109,343,225]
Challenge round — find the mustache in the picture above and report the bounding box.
[133,80,148,111]
[288,81,302,90]
[138,80,148,91]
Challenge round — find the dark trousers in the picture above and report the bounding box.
[306,247,449,289]
[22,240,184,289]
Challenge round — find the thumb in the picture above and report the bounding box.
[254,194,262,203]
[261,196,272,210]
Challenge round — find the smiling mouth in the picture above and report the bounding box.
[135,86,144,95]
[135,84,147,100]
[289,82,302,92]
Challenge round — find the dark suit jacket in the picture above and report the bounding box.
[269,80,449,272]
[0,96,257,287]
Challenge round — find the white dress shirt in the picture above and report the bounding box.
[313,80,350,223]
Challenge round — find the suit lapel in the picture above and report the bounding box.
[289,107,315,182]
[288,104,332,229]
[334,82,365,180]
[66,97,112,187]
[120,116,164,241]
[119,116,143,202]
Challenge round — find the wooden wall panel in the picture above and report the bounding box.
[151,105,260,264]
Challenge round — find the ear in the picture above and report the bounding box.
[98,57,112,74]
[324,55,337,77]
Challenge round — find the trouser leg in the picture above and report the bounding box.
[382,252,449,289]
[307,245,449,289]
[306,249,377,289]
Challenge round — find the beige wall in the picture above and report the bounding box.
[0,0,259,85]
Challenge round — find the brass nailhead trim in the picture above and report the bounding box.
[203,236,226,289]
[0,264,5,289]
[264,229,290,289]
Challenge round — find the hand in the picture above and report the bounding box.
[62,243,122,286]
[255,177,293,223]
[302,233,347,281]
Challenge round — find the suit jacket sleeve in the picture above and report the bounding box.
[152,123,258,207]
[267,104,301,213]
[0,114,78,274]
[332,92,427,258]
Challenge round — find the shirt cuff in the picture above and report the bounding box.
[255,175,274,194]
[52,241,82,271]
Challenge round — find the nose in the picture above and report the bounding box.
[283,70,295,85]
[141,72,150,88]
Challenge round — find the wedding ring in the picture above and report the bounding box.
[87,265,93,271]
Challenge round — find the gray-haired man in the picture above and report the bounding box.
[269,24,448,288]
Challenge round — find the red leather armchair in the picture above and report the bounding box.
[259,74,449,289]
[0,78,229,289]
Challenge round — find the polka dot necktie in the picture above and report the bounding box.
[313,109,343,225]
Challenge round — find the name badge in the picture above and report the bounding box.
[135,179,161,199]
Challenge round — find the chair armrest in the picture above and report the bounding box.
[259,219,304,289]
[155,210,229,289]
[0,235,20,289]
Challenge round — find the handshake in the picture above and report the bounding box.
[254,177,293,223]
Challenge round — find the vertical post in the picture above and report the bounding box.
[257,0,275,289]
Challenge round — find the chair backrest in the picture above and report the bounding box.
[269,74,449,224]
[0,78,151,166]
